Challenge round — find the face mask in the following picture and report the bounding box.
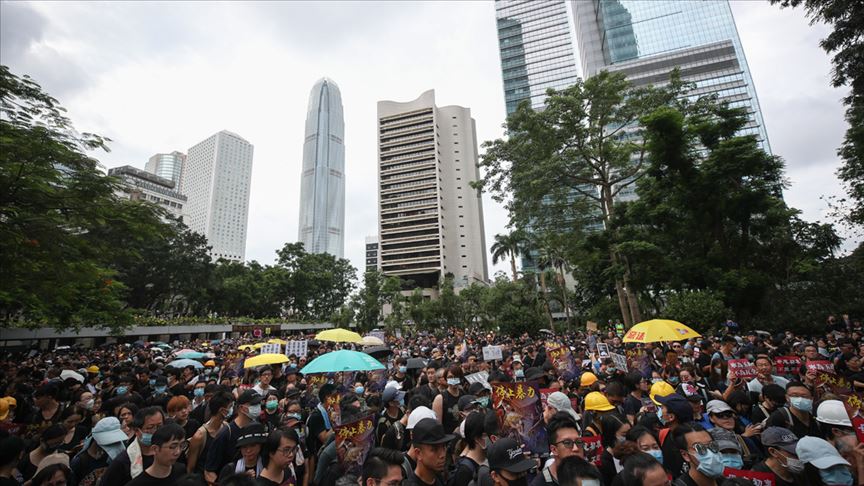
[225,406,234,418]
[819,465,854,485]
[289,363,297,368]
[514,369,524,378]
[246,404,262,418]
[447,378,460,386]
[194,388,205,398]
[149,379,156,386]
[667,377,679,385]
[779,453,806,474]
[651,378,662,384]
[616,435,626,445]
[721,453,744,470]
[694,449,726,478]
[504,475,527,486]
[115,386,128,396]
[266,400,278,412]
[477,397,490,408]
[287,413,302,421]
[648,449,664,465]
[155,386,166,394]
[714,367,722,374]
[656,408,666,425]
[355,386,365,395]
[789,396,813,413]
[140,433,153,446]
[83,398,96,411]
[398,366,407,373]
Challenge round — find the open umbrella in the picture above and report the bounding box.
[175,348,197,355]
[268,338,288,345]
[406,357,427,370]
[363,345,392,359]
[315,328,362,343]
[60,370,84,383]
[244,354,289,369]
[168,359,204,369]
[359,336,385,346]
[156,344,172,350]
[176,351,206,359]
[622,319,701,343]
[238,344,255,351]
[301,350,386,374]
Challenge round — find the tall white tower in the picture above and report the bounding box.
[180,130,254,262]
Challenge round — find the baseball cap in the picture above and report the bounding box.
[796,436,850,469]
[706,400,733,415]
[468,382,487,396]
[382,386,405,404]
[407,406,437,430]
[708,428,741,454]
[524,367,545,382]
[411,418,455,445]
[761,427,799,454]
[235,423,268,447]
[656,394,693,423]
[487,437,535,473]
[92,417,128,446]
[458,395,478,412]
[237,389,263,405]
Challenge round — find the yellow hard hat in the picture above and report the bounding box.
[650,381,676,405]
[205,360,216,367]
[86,365,100,374]
[3,396,16,408]
[580,372,598,387]
[0,398,8,421]
[584,391,615,412]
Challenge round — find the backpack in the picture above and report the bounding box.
[453,457,489,486]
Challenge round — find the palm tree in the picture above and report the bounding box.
[491,231,526,281]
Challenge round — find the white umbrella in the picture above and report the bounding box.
[360,335,385,346]
[60,370,84,383]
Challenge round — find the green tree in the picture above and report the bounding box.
[275,243,357,320]
[490,231,527,281]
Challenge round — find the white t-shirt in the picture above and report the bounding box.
[747,375,789,394]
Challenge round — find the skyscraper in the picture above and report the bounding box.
[572,0,771,153]
[144,151,186,186]
[377,90,488,290]
[298,78,345,258]
[180,130,254,262]
[108,165,187,220]
[495,0,581,116]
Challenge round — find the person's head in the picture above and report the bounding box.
[462,410,487,451]
[604,382,626,407]
[411,418,454,473]
[804,344,819,361]
[816,400,856,441]
[626,426,662,465]
[236,423,268,462]
[76,390,95,411]
[556,455,603,486]
[0,431,25,469]
[209,391,234,419]
[487,437,536,486]
[600,413,631,451]
[796,436,854,485]
[116,402,138,426]
[59,405,84,432]
[548,412,584,460]
[132,406,165,447]
[219,474,258,486]
[361,447,405,486]
[754,356,774,376]
[706,400,736,431]
[618,452,667,486]
[761,426,804,474]
[167,395,191,422]
[657,394,693,425]
[30,462,72,486]
[721,335,736,353]
[761,384,786,411]
[446,365,464,387]
[674,424,724,479]
[319,383,338,404]
[151,423,185,467]
[237,390,263,419]
[264,428,298,470]
[41,425,66,453]
[785,381,813,414]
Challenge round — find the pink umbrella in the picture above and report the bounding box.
[175,348,197,355]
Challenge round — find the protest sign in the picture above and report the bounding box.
[483,345,503,361]
[324,392,342,426]
[727,359,757,380]
[539,388,554,407]
[306,374,328,405]
[610,352,628,372]
[586,321,598,331]
[774,356,801,376]
[491,381,548,456]
[465,371,490,386]
[806,360,835,374]
[285,340,308,357]
[582,435,603,466]
[334,414,375,476]
[723,468,776,486]
[841,393,864,444]
[547,346,578,380]
[260,343,281,355]
[806,360,838,392]
[455,340,469,360]
[596,343,609,358]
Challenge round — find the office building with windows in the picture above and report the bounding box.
[144,151,186,186]
[377,90,488,290]
[180,130,254,262]
[108,165,187,220]
[365,236,379,273]
[298,78,345,258]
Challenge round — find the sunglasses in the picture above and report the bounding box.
[554,439,584,450]
[712,411,735,419]
[690,441,720,456]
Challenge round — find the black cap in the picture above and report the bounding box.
[468,382,487,396]
[458,395,478,412]
[235,423,268,447]
[656,393,694,423]
[524,367,545,381]
[238,389,262,405]
[411,418,456,445]
[487,437,535,473]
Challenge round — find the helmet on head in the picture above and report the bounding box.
[580,372,598,387]
[650,381,676,404]
[584,391,615,412]
[816,399,852,427]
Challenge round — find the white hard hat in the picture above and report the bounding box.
[407,406,437,430]
[816,399,852,427]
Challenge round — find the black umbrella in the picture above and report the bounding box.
[406,358,427,370]
[363,346,392,359]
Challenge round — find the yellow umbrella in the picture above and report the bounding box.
[622,319,701,343]
[268,338,288,345]
[315,328,363,343]
[244,353,289,368]
[238,344,254,351]
[252,342,266,349]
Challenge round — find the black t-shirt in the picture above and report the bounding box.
[71,449,110,486]
[623,394,643,417]
[256,469,297,486]
[306,409,328,455]
[405,473,445,486]
[442,390,462,433]
[376,409,404,446]
[752,460,794,486]
[124,463,186,486]
[448,456,481,486]
[661,427,686,480]
[0,478,19,486]
[765,407,820,439]
[98,451,155,486]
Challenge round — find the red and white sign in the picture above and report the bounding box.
[723,467,776,486]
[774,356,801,376]
[727,359,757,380]
[581,435,603,466]
[806,360,835,374]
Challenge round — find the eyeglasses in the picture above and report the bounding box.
[277,445,298,455]
[554,439,584,450]
[690,441,720,456]
[712,411,735,419]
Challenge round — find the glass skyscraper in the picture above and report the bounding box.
[573,0,771,153]
[298,78,345,259]
[145,151,185,186]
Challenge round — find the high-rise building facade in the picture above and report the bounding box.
[298,78,345,258]
[495,0,581,116]
[377,90,488,290]
[180,130,254,262]
[108,165,187,220]
[144,151,186,186]
[572,0,771,153]
[365,236,379,273]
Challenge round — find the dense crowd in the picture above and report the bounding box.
[1,314,863,486]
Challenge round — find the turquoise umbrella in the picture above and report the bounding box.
[300,350,386,374]
[176,351,206,359]
[167,359,204,369]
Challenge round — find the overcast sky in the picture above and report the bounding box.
[0,1,855,277]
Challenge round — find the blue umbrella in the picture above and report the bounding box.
[176,351,206,359]
[167,359,204,369]
[300,350,386,374]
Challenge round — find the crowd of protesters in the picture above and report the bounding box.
[0,313,863,486]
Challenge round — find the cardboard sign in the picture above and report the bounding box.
[259,343,281,355]
[722,467,776,486]
[586,321,598,331]
[490,382,548,456]
[334,414,375,476]
[596,343,609,358]
[610,352,628,372]
[465,371,490,386]
[727,359,757,380]
[285,340,308,357]
[582,435,604,466]
[774,356,801,376]
[483,345,503,361]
